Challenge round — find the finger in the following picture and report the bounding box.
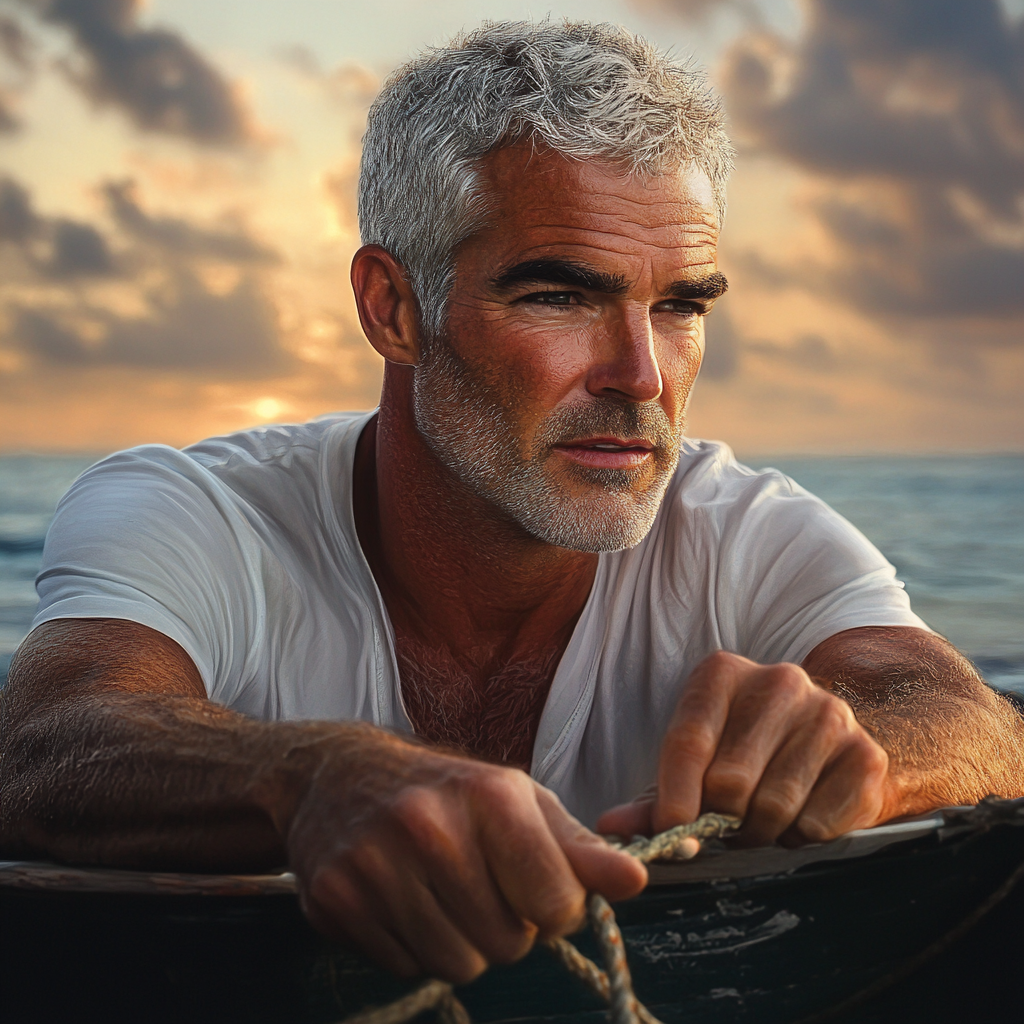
[301,865,420,978]
[345,837,491,984]
[393,784,537,966]
[737,702,856,846]
[700,664,818,824]
[535,785,647,903]
[655,651,746,831]
[789,737,888,845]
[477,773,591,940]
[594,795,654,839]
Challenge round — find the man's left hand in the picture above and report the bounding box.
[596,651,892,847]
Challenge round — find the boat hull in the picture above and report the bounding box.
[2,809,1023,1024]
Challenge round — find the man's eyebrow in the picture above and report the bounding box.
[665,271,729,302]
[491,259,628,295]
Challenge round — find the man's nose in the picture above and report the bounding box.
[585,305,663,403]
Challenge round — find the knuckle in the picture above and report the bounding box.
[751,784,804,825]
[765,663,811,698]
[347,841,393,887]
[703,762,753,805]
[305,863,358,918]
[814,696,856,740]
[796,813,840,844]
[392,783,444,832]
[700,649,739,675]
[662,720,716,761]
[434,946,489,986]
[484,921,537,966]
[855,736,889,777]
[467,763,530,805]
[535,886,586,940]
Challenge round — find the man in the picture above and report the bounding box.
[1,21,1022,986]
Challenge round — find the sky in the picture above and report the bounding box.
[0,0,1022,456]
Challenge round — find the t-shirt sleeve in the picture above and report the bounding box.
[31,445,267,704]
[710,468,929,666]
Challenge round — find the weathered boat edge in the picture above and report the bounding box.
[2,798,1023,1024]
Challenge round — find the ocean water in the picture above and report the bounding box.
[1,452,1022,693]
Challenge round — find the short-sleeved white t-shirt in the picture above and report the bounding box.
[32,411,927,826]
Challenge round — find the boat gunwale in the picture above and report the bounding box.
[0,814,955,896]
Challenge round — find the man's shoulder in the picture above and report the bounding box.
[182,410,373,477]
[63,411,374,530]
[654,437,846,552]
[667,438,805,511]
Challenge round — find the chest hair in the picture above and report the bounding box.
[395,635,561,771]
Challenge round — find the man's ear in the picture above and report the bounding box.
[350,245,422,365]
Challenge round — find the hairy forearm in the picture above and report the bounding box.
[0,685,348,870]
[0,618,425,873]
[805,627,1024,815]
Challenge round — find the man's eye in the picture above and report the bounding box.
[521,291,579,306]
[655,301,703,318]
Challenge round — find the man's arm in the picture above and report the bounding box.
[0,618,645,983]
[802,625,1024,817]
[597,626,1024,846]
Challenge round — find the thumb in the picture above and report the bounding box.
[533,784,647,903]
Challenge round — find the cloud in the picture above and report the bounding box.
[24,0,259,145]
[47,217,115,276]
[0,14,34,71]
[0,174,115,277]
[700,303,741,379]
[748,334,838,372]
[102,179,278,263]
[277,46,378,108]
[719,0,1024,326]
[0,176,38,241]
[0,175,292,375]
[630,0,762,25]
[11,269,290,373]
[0,13,37,131]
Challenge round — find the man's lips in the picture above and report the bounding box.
[553,437,655,470]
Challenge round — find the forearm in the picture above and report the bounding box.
[805,627,1024,815]
[0,681,397,872]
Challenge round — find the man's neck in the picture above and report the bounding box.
[352,372,598,670]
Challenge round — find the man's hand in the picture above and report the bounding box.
[283,734,646,983]
[597,650,891,847]
[0,619,646,987]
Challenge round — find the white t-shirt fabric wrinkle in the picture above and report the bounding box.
[32,410,927,827]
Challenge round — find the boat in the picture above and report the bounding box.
[2,795,1023,1024]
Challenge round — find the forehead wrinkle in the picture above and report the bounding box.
[512,205,717,231]
[508,223,717,251]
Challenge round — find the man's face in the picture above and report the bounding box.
[412,144,726,552]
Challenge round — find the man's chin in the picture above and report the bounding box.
[521,491,667,553]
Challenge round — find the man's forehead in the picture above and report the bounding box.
[469,144,720,286]
[480,143,717,224]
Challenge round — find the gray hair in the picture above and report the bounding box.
[358,20,733,336]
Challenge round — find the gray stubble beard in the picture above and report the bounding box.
[412,335,683,553]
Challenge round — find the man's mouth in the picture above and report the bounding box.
[554,437,655,470]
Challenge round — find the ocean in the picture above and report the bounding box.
[1,452,1022,693]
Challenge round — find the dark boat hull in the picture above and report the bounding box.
[3,806,1023,1024]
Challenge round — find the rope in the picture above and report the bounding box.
[339,980,468,1024]
[543,936,661,1024]
[335,813,741,1024]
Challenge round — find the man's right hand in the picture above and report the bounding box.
[1,620,645,987]
[279,729,647,983]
